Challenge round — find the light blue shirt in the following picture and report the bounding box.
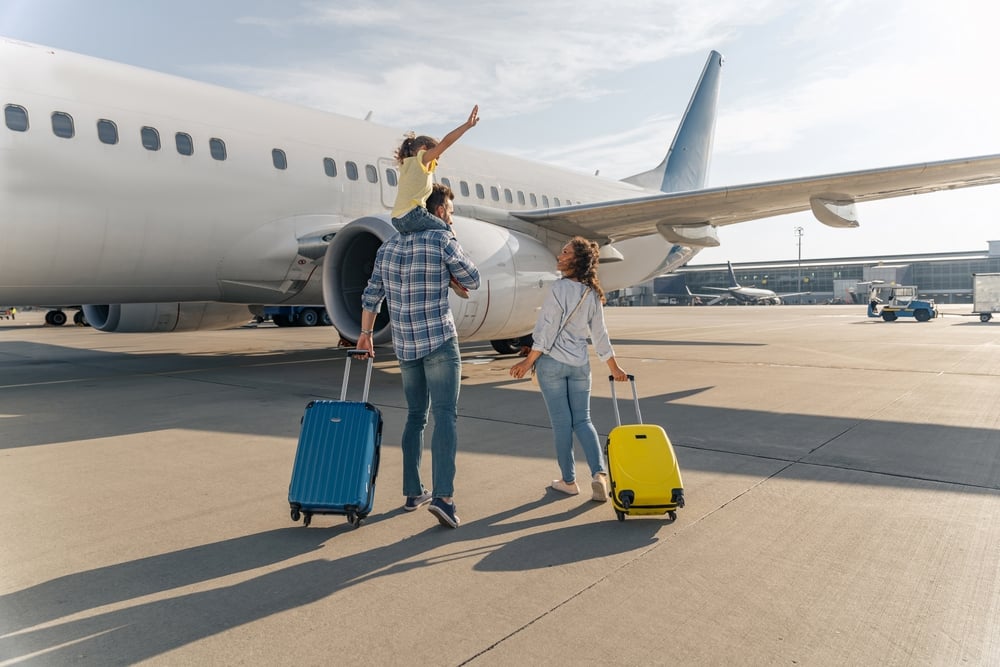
[531,278,614,367]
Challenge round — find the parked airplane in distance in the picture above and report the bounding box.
[702,262,811,305]
[2,38,1000,352]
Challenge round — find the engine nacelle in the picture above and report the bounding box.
[82,302,252,332]
[322,214,558,345]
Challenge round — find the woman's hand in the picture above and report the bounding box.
[509,359,534,379]
[608,359,628,382]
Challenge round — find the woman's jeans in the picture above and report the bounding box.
[398,336,461,497]
[535,354,606,483]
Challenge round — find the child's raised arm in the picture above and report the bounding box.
[422,105,479,165]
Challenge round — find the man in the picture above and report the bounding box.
[357,183,480,528]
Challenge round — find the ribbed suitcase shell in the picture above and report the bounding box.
[288,353,382,527]
[605,376,684,520]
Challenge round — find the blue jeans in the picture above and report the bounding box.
[398,336,461,498]
[392,206,450,234]
[535,354,606,483]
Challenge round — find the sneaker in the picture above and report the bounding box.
[550,479,580,496]
[403,488,433,511]
[428,498,461,528]
[591,473,609,502]
[449,276,470,299]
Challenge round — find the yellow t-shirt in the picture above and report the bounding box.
[391,149,438,218]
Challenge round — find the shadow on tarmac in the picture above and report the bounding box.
[0,495,659,664]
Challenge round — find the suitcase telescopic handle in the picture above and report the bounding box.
[609,374,642,426]
[342,349,374,403]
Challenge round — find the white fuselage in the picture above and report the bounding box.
[0,39,689,339]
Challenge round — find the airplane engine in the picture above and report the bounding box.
[82,303,252,332]
[322,214,557,346]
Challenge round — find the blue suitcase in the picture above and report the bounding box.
[288,350,382,527]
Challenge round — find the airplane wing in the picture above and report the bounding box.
[511,154,1000,242]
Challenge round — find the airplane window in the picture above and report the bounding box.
[460,181,470,197]
[475,184,485,199]
[517,191,525,205]
[51,112,74,139]
[440,177,451,188]
[209,138,226,161]
[541,195,550,207]
[385,168,398,187]
[97,119,118,145]
[323,157,337,177]
[553,197,561,206]
[490,186,499,201]
[504,188,513,204]
[175,132,193,156]
[141,126,160,151]
[530,193,537,207]
[272,148,287,170]
[365,164,378,183]
[346,161,359,180]
[4,105,28,132]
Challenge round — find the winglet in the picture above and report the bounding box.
[622,51,724,193]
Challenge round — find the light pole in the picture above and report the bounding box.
[794,226,803,301]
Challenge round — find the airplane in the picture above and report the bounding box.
[700,261,811,305]
[3,38,1000,355]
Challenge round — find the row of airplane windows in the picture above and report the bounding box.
[3,103,574,209]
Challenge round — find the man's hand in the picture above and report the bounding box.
[356,332,375,359]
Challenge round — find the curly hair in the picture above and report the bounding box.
[394,132,439,164]
[564,236,605,302]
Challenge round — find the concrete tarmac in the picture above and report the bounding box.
[1,306,998,665]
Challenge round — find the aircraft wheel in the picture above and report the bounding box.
[48,310,68,326]
[491,338,522,355]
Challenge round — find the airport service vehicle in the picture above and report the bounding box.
[867,284,939,322]
[971,273,1000,322]
[251,305,332,327]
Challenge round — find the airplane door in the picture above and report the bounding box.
[378,158,398,209]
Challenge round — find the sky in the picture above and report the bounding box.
[2,0,998,265]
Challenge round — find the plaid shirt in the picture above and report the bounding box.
[362,229,480,361]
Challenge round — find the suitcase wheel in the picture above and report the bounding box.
[616,510,626,522]
[290,508,301,522]
[619,490,634,510]
[346,511,364,528]
[668,510,677,521]
[303,512,312,527]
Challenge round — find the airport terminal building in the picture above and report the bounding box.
[608,241,1000,306]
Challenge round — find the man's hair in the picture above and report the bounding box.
[425,183,454,215]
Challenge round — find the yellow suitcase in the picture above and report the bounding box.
[606,375,684,521]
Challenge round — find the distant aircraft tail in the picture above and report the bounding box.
[725,261,741,288]
[621,51,724,194]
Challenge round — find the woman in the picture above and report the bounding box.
[510,237,628,501]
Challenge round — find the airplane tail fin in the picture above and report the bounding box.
[726,261,740,288]
[622,50,724,194]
